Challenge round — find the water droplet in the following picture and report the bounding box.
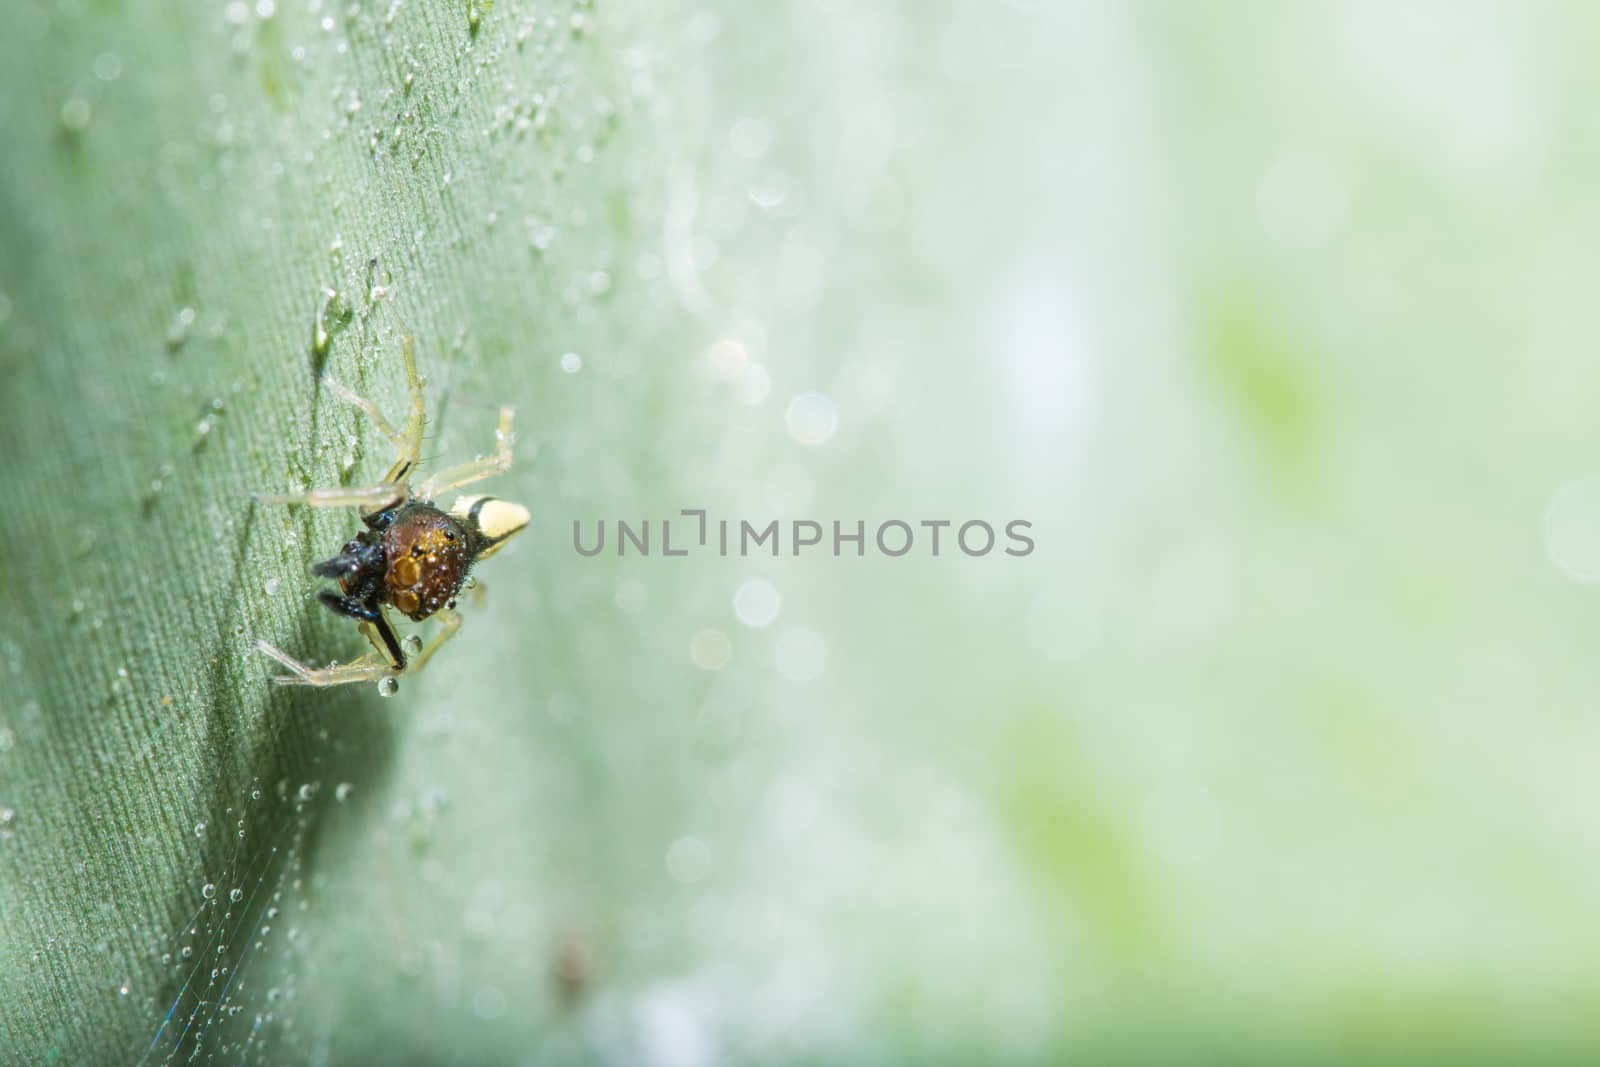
[1544,478,1600,580]
[473,985,508,1020]
[181,946,193,959]
[194,821,207,837]
[334,782,354,802]
[785,392,839,446]
[526,216,557,251]
[0,806,15,837]
[118,982,130,996]
[705,338,749,380]
[201,883,216,900]
[377,677,399,697]
[229,887,243,903]
[311,288,349,367]
[666,836,712,883]
[747,174,788,210]
[402,634,423,655]
[296,783,315,801]
[689,629,732,671]
[59,97,93,133]
[165,306,196,351]
[733,579,781,628]
[560,352,583,374]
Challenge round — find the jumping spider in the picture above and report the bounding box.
[253,294,529,690]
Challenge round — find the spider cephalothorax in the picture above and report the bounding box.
[253,292,530,690]
[305,495,528,666]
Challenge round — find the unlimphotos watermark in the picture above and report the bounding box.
[573,510,1034,558]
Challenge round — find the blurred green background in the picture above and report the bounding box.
[3,0,1599,1063]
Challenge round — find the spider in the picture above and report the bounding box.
[252,293,529,690]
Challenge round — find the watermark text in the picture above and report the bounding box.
[573,511,1034,558]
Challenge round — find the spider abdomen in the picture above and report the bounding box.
[381,502,471,620]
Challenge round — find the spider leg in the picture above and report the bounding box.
[254,602,408,688]
[253,639,396,688]
[320,375,409,455]
[402,608,462,675]
[253,482,408,510]
[317,594,406,670]
[369,287,427,489]
[416,405,516,501]
[359,611,406,670]
[254,288,426,512]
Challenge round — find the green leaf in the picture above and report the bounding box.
[8,2,1600,1064]
[0,1,684,1059]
